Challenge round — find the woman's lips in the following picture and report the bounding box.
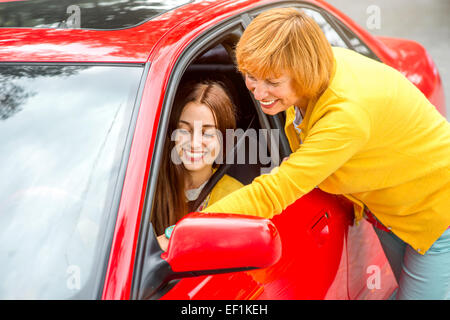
[259,99,278,109]
[182,149,207,162]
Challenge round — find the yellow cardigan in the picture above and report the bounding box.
[204,47,450,254]
[207,174,244,208]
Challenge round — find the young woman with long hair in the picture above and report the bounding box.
[152,81,243,250]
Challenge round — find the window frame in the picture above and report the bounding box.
[131,16,250,300]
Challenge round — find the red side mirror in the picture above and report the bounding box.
[161,212,282,274]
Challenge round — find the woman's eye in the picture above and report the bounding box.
[247,74,256,81]
[266,80,280,87]
[203,131,216,138]
[177,128,190,135]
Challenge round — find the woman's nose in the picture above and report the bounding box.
[190,129,204,149]
[252,83,269,101]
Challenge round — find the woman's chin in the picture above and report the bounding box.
[183,163,207,172]
[261,108,279,116]
[181,158,214,173]
[260,104,283,115]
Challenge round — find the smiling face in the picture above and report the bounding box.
[174,101,221,173]
[236,8,334,108]
[244,72,307,115]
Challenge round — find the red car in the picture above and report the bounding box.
[0,0,445,300]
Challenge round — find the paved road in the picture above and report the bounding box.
[326,0,450,119]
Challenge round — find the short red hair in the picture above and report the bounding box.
[236,7,334,99]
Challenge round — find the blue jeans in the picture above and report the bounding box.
[373,226,450,300]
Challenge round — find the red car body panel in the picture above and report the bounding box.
[375,36,446,115]
[1,0,444,300]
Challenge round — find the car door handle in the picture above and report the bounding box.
[309,211,330,247]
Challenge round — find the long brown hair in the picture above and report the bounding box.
[151,81,237,235]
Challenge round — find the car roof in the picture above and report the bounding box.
[0,0,240,63]
[0,0,336,64]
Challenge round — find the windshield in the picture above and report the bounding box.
[0,0,192,30]
[0,64,143,299]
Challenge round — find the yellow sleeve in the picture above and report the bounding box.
[203,104,371,218]
[207,174,244,207]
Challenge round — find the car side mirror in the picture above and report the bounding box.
[162,212,282,273]
[137,212,281,299]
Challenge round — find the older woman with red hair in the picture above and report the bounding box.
[203,8,450,299]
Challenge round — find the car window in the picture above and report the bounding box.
[302,7,379,61]
[332,18,380,60]
[248,6,348,49]
[0,0,192,30]
[301,8,348,49]
[0,64,143,299]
